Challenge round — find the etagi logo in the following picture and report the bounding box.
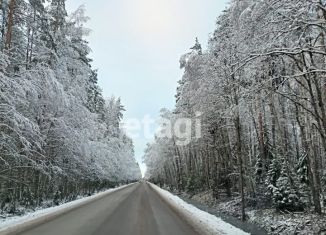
[122,112,202,146]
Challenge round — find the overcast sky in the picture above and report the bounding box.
[66,0,229,176]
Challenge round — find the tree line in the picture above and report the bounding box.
[144,0,326,220]
[0,0,140,215]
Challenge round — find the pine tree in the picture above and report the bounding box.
[296,153,310,206]
[255,155,264,183]
[190,37,202,55]
[265,154,281,192]
[86,69,105,115]
[270,158,304,211]
[49,0,67,33]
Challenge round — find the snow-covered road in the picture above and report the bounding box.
[1,182,248,235]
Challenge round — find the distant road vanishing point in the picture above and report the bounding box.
[15,182,199,235]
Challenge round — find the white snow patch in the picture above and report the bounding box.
[150,183,249,235]
[0,183,134,234]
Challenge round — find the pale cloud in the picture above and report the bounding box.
[126,0,176,38]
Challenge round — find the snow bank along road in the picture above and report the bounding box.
[1,182,248,235]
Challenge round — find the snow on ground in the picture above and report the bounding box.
[149,183,249,235]
[184,189,326,234]
[0,184,133,234]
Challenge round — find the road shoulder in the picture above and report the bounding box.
[0,183,136,235]
[148,182,249,235]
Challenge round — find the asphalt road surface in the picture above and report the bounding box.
[16,182,199,235]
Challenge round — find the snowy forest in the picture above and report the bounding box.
[0,0,141,215]
[144,0,326,221]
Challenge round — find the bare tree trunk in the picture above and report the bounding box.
[1,0,6,50]
[296,104,322,214]
[235,93,246,221]
[5,0,15,50]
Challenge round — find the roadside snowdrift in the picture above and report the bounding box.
[149,183,249,235]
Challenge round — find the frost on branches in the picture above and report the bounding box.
[143,0,326,221]
[0,2,140,216]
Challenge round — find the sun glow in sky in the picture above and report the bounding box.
[66,0,229,177]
